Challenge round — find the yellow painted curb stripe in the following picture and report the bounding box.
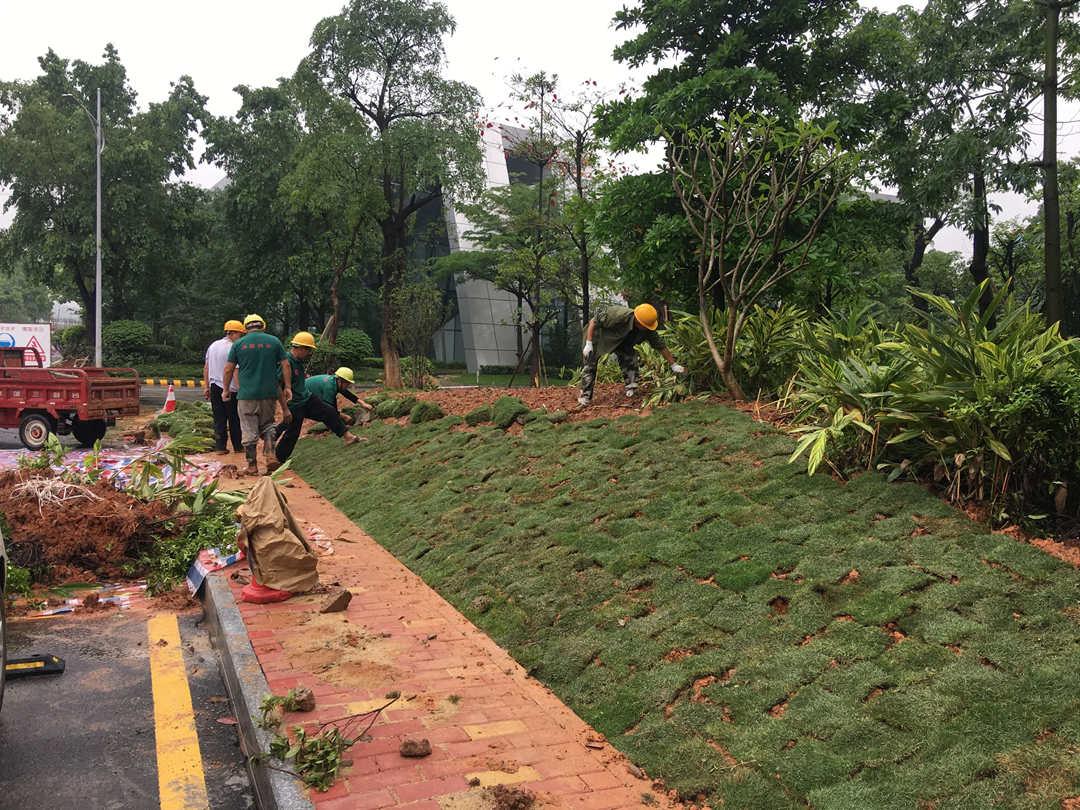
[148,614,209,810]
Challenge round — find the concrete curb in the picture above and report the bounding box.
[203,573,314,810]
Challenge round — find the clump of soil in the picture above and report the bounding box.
[400,738,432,758]
[488,785,535,810]
[0,470,174,582]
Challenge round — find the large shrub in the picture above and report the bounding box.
[57,324,89,361]
[651,306,806,399]
[102,320,154,366]
[334,328,374,368]
[788,283,1080,520]
[307,329,376,375]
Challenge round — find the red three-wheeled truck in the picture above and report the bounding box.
[0,347,141,450]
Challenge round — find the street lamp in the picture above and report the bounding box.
[63,89,104,367]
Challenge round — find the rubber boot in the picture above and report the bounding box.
[244,444,259,476]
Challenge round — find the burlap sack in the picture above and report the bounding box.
[236,477,319,593]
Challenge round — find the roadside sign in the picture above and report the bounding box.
[0,323,51,366]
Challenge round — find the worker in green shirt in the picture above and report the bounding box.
[222,314,292,476]
[275,364,360,462]
[578,303,685,408]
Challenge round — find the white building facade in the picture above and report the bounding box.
[434,124,538,373]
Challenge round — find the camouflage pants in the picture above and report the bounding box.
[579,346,639,403]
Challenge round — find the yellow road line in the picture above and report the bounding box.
[148,614,209,810]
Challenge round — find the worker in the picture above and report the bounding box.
[222,314,292,476]
[578,303,685,408]
[308,366,372,424]
[204,319,245,455]
[275,365,361,462]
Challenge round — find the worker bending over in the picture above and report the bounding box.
[578,303,685,408]
[275,362,360,462]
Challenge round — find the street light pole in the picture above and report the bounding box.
[64,89,104,366]
[94,88,102,368]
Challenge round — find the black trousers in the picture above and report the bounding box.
[210,383,242,451]
[275,397,346,462]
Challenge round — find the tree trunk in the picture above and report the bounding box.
[326,269,342,347]
[530,320,542,387]
[580,250,590,328]
[905,216,944,311]
[297,296,311,331]
[1044,1,1066,329]
[379,221,405,389]
[73,268,95,359]
[970,169,995,314]
[515,294,524,364]
[699,287,745,401]
[380,289,401,388]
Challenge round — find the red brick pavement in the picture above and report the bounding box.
[228,475,675,809]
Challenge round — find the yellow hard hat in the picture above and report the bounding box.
[634,303,659,331]
[223,319,245,333]
[243,314,265,329]
[334,366,355,384]
[291,331,317,350]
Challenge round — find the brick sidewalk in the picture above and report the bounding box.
[230,475,672,810]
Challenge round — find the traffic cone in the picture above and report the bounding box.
[162,384,177,414]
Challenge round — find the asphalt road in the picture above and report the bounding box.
[0,611,254,810]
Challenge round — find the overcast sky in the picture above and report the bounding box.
[1,0,1071,255]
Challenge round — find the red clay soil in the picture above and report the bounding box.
[412,383,651,422]
[0,470,173,582]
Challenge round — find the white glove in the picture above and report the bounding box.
[583,340,594,359]
[671,363,686,374]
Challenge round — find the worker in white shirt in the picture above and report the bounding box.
[204,319,245,454]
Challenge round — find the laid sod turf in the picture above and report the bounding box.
[291,401,1080,808]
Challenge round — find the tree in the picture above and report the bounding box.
[507,73,613,325]
[0,247,53,322]
[598,0,868,150]
[303,0,482,388]
[445,181,578,385]
[592,171,698,308]
[0,46,206,346]
[281,69,382,346]
[391,280,449,388]
[913,0,1043,314]
[1040,1,1080,328]
[668,116,851,400]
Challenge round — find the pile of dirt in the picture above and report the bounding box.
[0,471,174,582]
[411,384,650,423]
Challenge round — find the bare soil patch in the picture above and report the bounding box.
[276,610,400,690]
[411,384,650,423]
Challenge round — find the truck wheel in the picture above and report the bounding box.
[18,414,54,451]
[73,419,108,448]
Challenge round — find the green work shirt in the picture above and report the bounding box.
[227,331,288,400]
[285,354,310,410]
[305,374,339,408]
[590,305,666,357]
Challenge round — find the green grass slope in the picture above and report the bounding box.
[291,401,1080,809]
